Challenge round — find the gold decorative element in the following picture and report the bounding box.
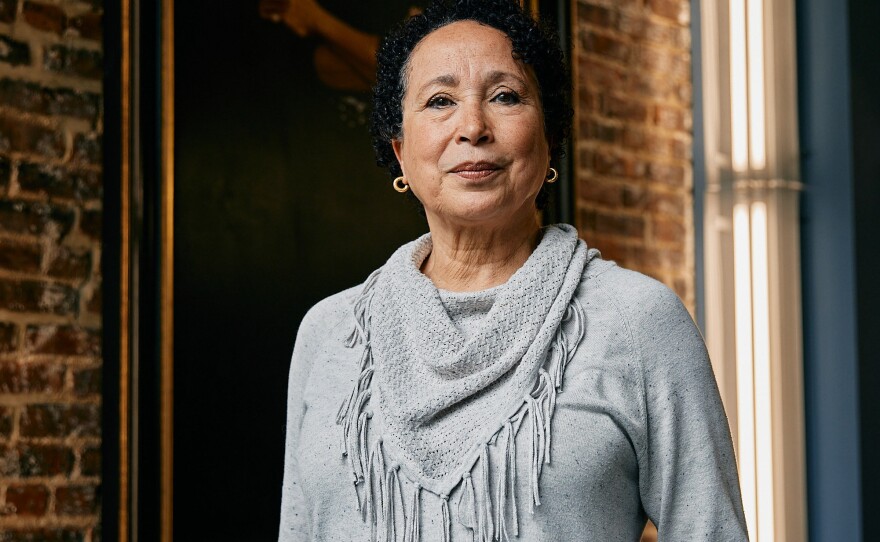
[120,1,131,540]
[161,0,175,540]
[546,167,558,183]
[393,176,410,193]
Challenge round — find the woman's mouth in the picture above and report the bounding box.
[450,161,502,180]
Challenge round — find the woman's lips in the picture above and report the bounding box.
[450,161,502,180]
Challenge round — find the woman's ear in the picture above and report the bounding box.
[391,138,405,176]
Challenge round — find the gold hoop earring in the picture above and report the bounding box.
[393,176,409,193]
[546,167,559,183]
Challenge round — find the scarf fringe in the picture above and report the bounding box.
[338,273,586,540]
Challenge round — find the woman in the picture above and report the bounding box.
[279,1,748,541]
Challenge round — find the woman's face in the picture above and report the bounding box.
[392,20,550,229]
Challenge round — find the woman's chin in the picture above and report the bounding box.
[430,194,529,228]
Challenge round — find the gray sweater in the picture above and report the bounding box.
[279,257,748,541]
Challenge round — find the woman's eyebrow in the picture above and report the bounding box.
[485,70,527,88]
[417,74,459,96]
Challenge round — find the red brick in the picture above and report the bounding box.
[580,208,646,238]
[621,126,647,150]
[629,71,677,100]
[0,405,12,438]
[647,161,686,187]
[647,0,689,25]
[647,190,686,216]
[0,79,101,121]
[671,136,691,160]
[25,325,101,356]
[0,0,16,23]
[643,19,690,50]
[80,446,100,476]
[0,322,17,353]
[55,484,98,515]
[594,152,647,179]
[71,133,101,166]
[79,209,101,240]
[0,36,31,67]
[1,444,18,475]
[644,132,676,158]
[0,279,78,315]
[653,104,689,131]
[6,484,50,516]
[0,528,85,542]
[22,2,103,42]
[19,403,100,438]
[43,46,102,81]
[587,235,646,265]
[18,161,103,201]
[644,247,685,269]
[639,47,689,81]
[578,148,596,171]
[47,246,92,280]
[616,12,646,38]
[0,200,76,238]
[0,362,65,393]
[86,280,101,314]
[676,81,693,103]
[0,240,42,274]
[580,179,624,207]
[0,115,65,159]
[73,367,100,396]
[17,444,75,477]
[68,12,103,41]
[578,3,618,27]
[0,80,46,118]
[580,29,632,63]
[22,2,66,34]
[580,117,623,144]
[602,93,648,122]
[584,179,651,211]
[577,58,627,90]
[652,216,686,244]
[621,183,648,208]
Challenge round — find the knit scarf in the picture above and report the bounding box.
[337,224,597,541]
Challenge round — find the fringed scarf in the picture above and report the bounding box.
[337,224,597,541]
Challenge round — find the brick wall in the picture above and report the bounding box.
[0,1,103,541]
[573,0,694,314]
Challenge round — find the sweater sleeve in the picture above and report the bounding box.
[278,308,323,542]
[610,273,749,541]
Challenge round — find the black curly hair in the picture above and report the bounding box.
[370,0,572,209]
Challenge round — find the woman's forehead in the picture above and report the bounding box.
[406,21,528,89]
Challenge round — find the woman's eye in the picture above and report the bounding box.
[492,91,521,105]
[427,96,454,108]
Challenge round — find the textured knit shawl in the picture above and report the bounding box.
[369,224,590,490]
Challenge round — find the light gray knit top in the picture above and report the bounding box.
[279,255,748,541]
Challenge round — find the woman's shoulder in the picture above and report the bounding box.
[293,282,369,355]
[576,254,700,365]
[300,284,360,330]
[578,255,690,325]
[576,255,712,390]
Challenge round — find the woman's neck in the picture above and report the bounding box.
[421,215,541,292]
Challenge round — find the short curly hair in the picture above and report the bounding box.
[370,0,572,209]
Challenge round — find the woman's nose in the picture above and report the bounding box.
[456,102,492,144]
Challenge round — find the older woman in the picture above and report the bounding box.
[279,1,748,541]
